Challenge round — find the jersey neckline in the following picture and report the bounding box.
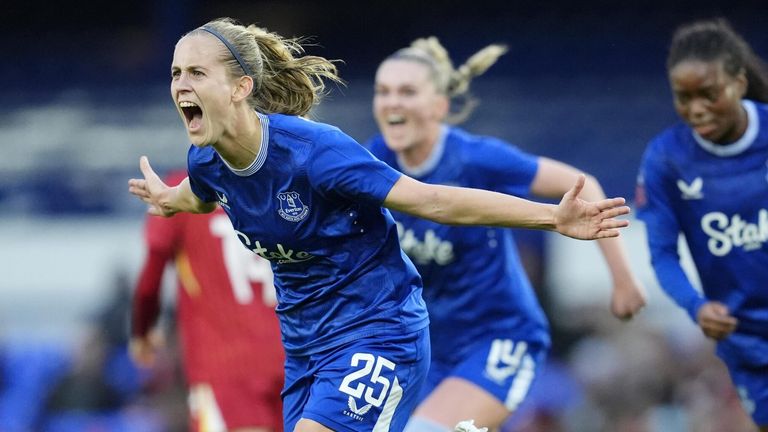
[692,99,758,157]
[220,111,270,177]
[395,125,448,178]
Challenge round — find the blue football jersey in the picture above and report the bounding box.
[187,113,429,356]
[367,126,550,363]
[637,100,768,367]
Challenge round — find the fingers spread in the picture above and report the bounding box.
[139,156,155,179]
[564,174,586,200]
[597,197,627,211]
[600,219,630,229]
[595,229,620,239]
[599,206,631,220]
[128,182,150,199]
[128,178,146,188]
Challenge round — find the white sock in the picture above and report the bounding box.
[403,416,452,432]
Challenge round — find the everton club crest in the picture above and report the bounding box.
[277,191,309,222]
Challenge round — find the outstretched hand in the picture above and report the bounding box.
[554,174,630,240]
[127,156,177,217]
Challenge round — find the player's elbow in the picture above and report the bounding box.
[419,187,456,224]
[574,173,607,201]
[585,173,606,193]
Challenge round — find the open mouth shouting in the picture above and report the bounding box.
[179,101,203,133]
[380,113,407,138]
[386,113,406,127]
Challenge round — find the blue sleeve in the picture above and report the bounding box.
[476,138,539,197]
[637,143,707,322]
[308,130,402,206]
[186,147,216,203]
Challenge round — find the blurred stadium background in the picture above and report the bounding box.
[1,1,765,431]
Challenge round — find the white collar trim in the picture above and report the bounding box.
[693,100,758,157]
[222,111,270,177]
[396,125,447,178]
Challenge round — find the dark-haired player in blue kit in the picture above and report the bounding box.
[368,37,647,432]
[128,18,631,432]
[636,19,768,431]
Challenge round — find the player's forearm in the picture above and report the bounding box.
[652,249,706,321]
[596,236,636,283]
[414,184,557,229]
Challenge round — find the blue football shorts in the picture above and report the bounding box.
[421,335,547,413]
[283,327,430,432]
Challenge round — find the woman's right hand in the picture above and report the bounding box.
[128,156,178,217]
[697,301,738,340]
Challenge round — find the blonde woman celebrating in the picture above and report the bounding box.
[128,18,631,432]
[367,37,646,431]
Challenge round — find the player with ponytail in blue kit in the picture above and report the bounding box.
[128,18,631,432]
[368,37,647,432]
[636,19,768,430]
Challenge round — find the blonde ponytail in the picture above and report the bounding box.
[388,37,507,124]
[188,18,344,116]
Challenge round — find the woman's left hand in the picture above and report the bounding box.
[610,276,647,320]
[128,156,178,217]
[554,174,630,240]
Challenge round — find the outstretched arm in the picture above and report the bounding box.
[383,173,629,240]
[531,158,647,320]
[128,156,216,216]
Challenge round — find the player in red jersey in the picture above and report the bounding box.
[130,170,284,432]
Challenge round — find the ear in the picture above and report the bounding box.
[735,68,748,98]
[434,94,450,120]
[232,75,254,102]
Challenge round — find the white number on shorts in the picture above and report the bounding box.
[210,214,277,306]
[338,353,396,408]
[486,339,527,382]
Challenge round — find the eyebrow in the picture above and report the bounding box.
[171,65,208,72]
[375,82,417,88]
